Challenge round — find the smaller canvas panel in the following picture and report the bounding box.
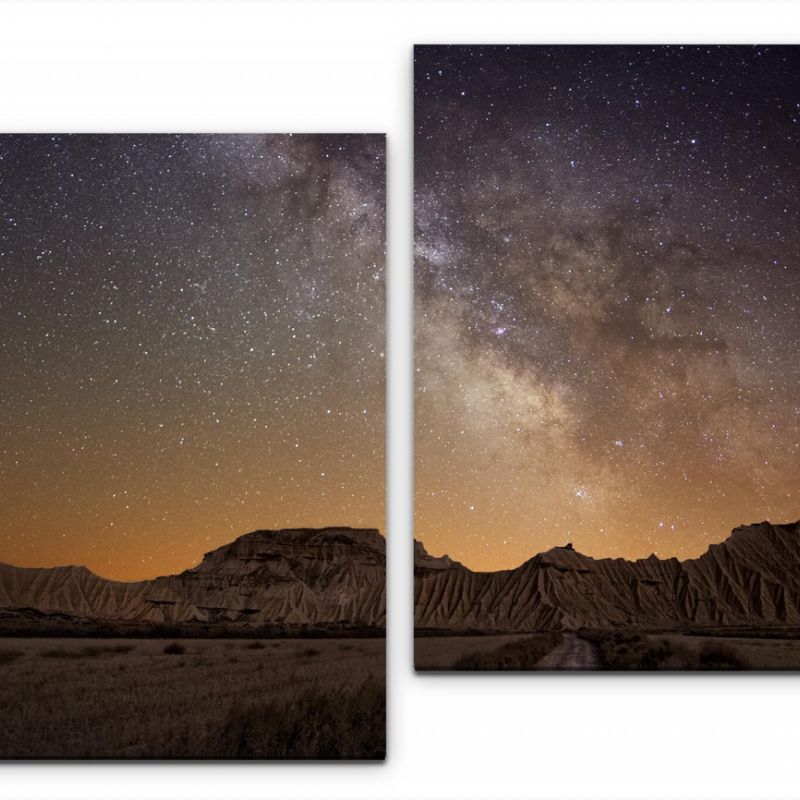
[0,134,385,757]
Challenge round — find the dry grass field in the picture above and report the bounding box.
[415,633,560,670]
[656,634,800,671]
[417,630,800,671]
[0,637,385,759]
[580,629,800,671]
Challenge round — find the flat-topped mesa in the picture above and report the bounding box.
[192,527,385,576]
[414,521,800,632]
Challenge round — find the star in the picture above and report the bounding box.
[415,45,800,570]
[0,134,385,579]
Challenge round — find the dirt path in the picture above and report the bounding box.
[536,633,599,670]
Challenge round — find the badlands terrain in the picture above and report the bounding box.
[0,528,386,759]
[0,527,386,633]
[415,521,800,670]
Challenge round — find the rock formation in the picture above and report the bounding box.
[415,521,800,631]
[0,527,385,627]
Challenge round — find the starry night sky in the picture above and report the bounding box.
[0,134,385,580]
[415,46,800,570]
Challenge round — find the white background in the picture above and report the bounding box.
[2,1,800,798]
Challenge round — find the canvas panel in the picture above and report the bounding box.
[0,133,386,757]
[414,46,800,671]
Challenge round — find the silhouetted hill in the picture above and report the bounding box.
[415,521,800,631]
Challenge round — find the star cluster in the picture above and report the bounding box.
[415,46,800,569]
[0,134,385,579]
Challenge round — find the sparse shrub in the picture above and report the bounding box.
[301,647,321,658]
[203,678,385,759]
[579,630,666,670]
[450,632,563,671]
[163,642,186,655]
[0,650,22,665]
[579,630,750,671]
[245,641,266,650]
[697,643,749,670]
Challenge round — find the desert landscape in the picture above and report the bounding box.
[415,521,800,671]
[0,527,386,759]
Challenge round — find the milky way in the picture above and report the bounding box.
[415,46,800,569]
[0,134,385,579]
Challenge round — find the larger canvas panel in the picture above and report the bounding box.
[0,134,385,757]
[414,46,800,670]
